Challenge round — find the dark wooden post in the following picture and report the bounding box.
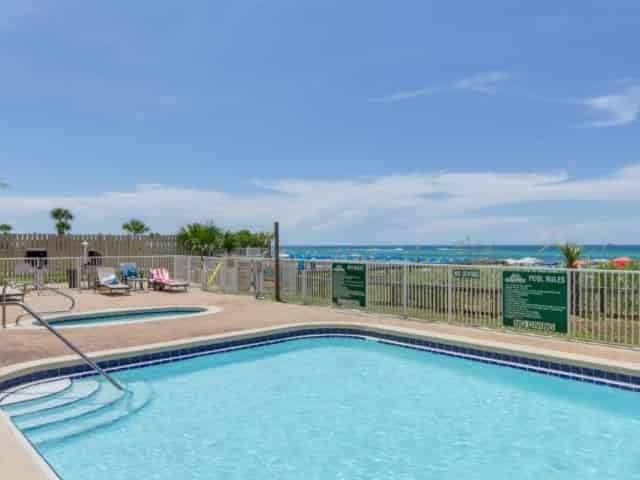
[274,222,281,302]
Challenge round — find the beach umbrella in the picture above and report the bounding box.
[613,257,632,268]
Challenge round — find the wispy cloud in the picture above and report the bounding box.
[3,165,640,243]
[376,86,443,103]
[579,85,640,127]
[375,70,512,103]
[453,71,512,94]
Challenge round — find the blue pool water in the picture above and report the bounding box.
[20,338,640,478]
[45,307,208,327]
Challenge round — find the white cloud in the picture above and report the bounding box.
[375,70,512,103]
[453,71,512,94]
[580,85,640,127]
[376,74,640,129]
[2,165,640,243]
[375,86,442,103]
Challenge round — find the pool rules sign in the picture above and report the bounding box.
[502,270,568,333]
[332,263,367,307]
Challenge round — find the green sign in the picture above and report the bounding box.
[503,270,568,333]
[453,268,481,280]
[332,263,367,307]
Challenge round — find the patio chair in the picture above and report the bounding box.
[149,268,189,292]
[96,267,131,295]
[120,263,140,280]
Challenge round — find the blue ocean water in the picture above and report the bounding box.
[37,338,640,479]
[281,244,640,264]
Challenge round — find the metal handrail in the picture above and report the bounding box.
[2,283,26,329]
[15,283,76,325]
[2,300,129,393]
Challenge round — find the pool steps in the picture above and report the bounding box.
[0,378,72,408]
[3,380,98,416]
[17,384,125,431]
[3,379,153,446]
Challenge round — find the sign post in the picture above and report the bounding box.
[502,270,568,333]
[332,262,367,308]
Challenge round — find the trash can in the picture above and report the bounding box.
[66,268,78,288]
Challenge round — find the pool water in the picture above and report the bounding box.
[25,338,640,478]
[45,307,208,327]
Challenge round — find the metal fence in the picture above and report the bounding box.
[268,259,640,348]
[2,255,640,348]
[0,255,176,289]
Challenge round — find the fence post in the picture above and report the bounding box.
[2,281,7,328]
[329,262,333,306]
[187,256,192,285]
[233,259,240,293]
[255,260,264,299]
[220,257,226,292]
[173,255,178,279]
[76,257,82,293]
[402,262,408,318]
[302,265,307,304]
[274,222,281,302]
[447,266,453,323]
[567,268,572,338]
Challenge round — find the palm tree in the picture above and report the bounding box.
[233,229,254,247]
[0,224,12,234]
[253,231,273,248]
[177,222,224,265]
[50,208,74,235]
[222,230,238,253]
[122,218,151,235]
[558,243,581,268]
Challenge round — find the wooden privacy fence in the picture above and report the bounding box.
[0,256,176,289]
[0,233,184,258]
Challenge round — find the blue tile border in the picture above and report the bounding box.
[3,327,640,397]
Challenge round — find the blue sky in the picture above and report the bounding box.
[1,1,639,244]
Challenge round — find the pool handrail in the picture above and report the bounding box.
[1,282,26,328]
[1,297,129,393]
[14,282,77,326]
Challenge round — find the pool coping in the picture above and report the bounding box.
[9,305,221,330]
[3,320,640,479]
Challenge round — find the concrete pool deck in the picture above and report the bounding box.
[2,288,640,371]
[2,288,640,480]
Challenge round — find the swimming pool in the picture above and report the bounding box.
[4,336,640,479]
[38,306,212,327]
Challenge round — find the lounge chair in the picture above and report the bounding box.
[1,284,26,302]
[149,268,189,292]
[96,267,131,295]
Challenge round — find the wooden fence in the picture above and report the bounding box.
[0,233,184,258]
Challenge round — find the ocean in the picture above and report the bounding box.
[280,245,640,265]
